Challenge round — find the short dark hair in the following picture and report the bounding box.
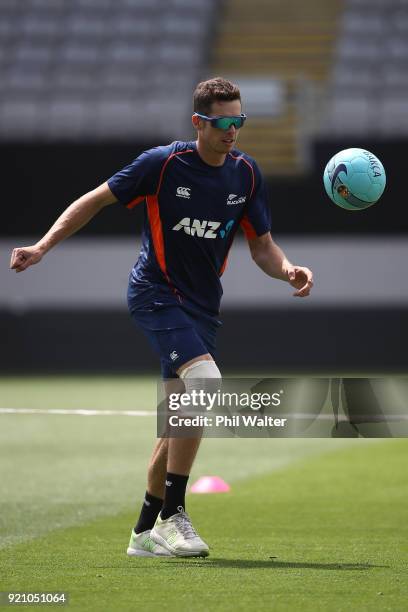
[193,77,241,115]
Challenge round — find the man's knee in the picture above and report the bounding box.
[164,357,221,437]
[178,358,222,417]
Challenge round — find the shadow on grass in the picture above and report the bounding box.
[159,559,387,570]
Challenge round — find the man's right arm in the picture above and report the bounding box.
[10,182,117,273]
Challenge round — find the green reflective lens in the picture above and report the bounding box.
[214,116,246,130]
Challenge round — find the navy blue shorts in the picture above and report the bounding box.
[127,282,220,378]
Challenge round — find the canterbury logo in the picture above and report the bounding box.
[176,186,191,198]
[172,217,234,239]
[227,193,246,206]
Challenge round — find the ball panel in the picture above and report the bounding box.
[348,172,373,202]
[367,182,385,202]
[350,156,370,174]
[334,148,363,161]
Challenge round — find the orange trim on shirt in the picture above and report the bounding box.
[146,194,168,279]
[126,195,145,210]
[229,154,257,240]
[219,249,231,276]
[240,214,257,239]
[145,149,194,284]
[126,149,193,211]
[229,153,255,199]
[156,149,193,194]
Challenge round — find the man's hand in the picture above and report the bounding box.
[248,233,314,298]
[10,245,44,273]
[286,265,314,297]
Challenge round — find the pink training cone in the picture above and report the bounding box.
[190,476,230,494]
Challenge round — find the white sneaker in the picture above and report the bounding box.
[150,506,209,557]
[126,529,173,557]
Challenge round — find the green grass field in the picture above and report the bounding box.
[1,377,407,611]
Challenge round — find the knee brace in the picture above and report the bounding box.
[179,360,221,381]
[179,360,222,412]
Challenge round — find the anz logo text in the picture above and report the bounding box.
[172,217,234,239]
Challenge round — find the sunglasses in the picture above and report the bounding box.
[194,113,247,130]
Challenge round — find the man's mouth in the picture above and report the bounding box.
[222,138,234,145]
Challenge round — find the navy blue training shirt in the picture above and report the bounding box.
[108,140,271,316]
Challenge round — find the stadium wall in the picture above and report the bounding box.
[2,139,407,236]
[1,307,407,375]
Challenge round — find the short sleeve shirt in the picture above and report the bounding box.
[108,140,271,316]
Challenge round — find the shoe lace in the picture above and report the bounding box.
[173,506,199,540]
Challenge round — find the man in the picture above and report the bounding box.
[10,77,313,558]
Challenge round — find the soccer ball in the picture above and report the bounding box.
[323,148,386,210]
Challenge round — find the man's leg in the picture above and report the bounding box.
[167,353,215,478]
[127,298,220,556]
[132,437,168,536]
[133,357,211,531]
[167,438,201,478]
[150,354,222,557]
[128,367,205,557]
[146,437,169,499]
[127,435,172,557]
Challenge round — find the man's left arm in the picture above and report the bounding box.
[247,232,313,298]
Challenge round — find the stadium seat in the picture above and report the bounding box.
[379,98,408,134]
[322,0,408,136]
[0,0,217,141]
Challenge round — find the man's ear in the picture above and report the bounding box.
[192,114,201,130]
